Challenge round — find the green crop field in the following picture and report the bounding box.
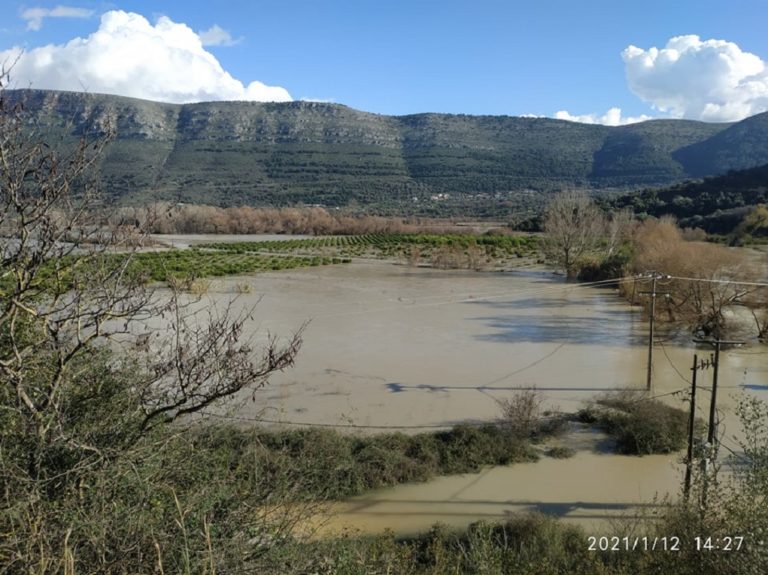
[22,234,537,297]
[197,233,539,264]
[123,250,348,281]
[26,249,350,294]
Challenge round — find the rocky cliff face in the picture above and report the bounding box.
[5,89,768,210]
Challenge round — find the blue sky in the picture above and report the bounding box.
[1,1,766,124]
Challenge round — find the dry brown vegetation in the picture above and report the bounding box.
[629,217,765,339]
[111,202,509,237]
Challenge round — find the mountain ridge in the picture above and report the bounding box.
[5,89,768,212]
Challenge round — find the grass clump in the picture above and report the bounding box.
[269,514,637,575]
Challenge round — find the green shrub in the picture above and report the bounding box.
[590,391,691,455]
[576,252,631,282]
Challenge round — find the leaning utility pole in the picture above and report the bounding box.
[639,272,670,391]
[683,353,699,502]
[693,337,744,448]
[692,337,744,509]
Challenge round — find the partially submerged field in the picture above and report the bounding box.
[131,240,765,534]
[6,231,768,574]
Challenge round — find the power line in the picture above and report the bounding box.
[641,387,690,403]
[719,438,748,462]
[658,338,691,384]
[481,341,567,386]
[199,384,690,431]
[666,275,768,288]
[638,272,671,390]
[304,275,636,322]
[198,410,467,430]
[684,353,699,500]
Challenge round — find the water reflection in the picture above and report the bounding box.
[156,257,766,536]
[473,314,647,346]
[319,450,683,536]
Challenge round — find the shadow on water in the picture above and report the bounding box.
[470,314,647,346]
[744,384,768,392]
[385,383,630,394]
[340,498,667,522]
[501,269,564,283]
[464,296,600,310]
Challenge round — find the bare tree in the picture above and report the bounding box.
[630,217,762,339]
[542,190,605,278]
[0,74,305,569]
[605,207,634,258]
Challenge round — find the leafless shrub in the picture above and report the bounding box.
[0,72,308,571]
[498,388,543,439]
[629,217,762,339]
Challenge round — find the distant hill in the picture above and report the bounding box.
[5,89,768,214]
[610,163,768,234]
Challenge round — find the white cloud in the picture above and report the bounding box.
[198,24,240,47]
[21,5,94,31]
[622,35,768,122]
[300,97,336,103]
[554,107,652,126]
[1,10,291,104]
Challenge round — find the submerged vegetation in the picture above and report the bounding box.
[579,392,693,455]
[199,232,539,269]
[119,249,348,282]
[539,190,768,342]
[4,76,768,575]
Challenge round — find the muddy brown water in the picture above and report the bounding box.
[158,257,767,535]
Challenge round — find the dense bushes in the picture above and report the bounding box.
[272,515,616,575]
[576,251,631,282]
[119,203,519,236]
[1,420,536,573]
[580,391,691,455]
[610,163,768,235]
[216,424,536,501]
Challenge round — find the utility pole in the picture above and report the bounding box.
[683,353,699,501]
[692,337,744,509]
[639,272,670,391]
[693,337,744,448]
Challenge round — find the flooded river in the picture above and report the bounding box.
[187,259,766,534]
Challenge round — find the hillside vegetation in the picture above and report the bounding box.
[9,89,768,215]
[609,163,768,235]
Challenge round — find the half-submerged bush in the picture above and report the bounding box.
[584,391,690,455]
[194,423,537,503]
[498,388,570,441]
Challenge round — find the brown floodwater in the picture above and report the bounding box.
[317,448,682,536]
[165,257,767,535]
